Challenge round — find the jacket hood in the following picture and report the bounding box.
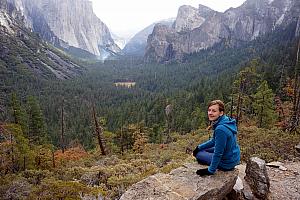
[213,115,237,134]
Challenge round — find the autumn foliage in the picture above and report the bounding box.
[54,146,89,167]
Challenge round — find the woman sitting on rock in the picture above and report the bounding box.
[193,100,240,176]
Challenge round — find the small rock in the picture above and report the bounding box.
[243,190,255,200]
[293,171,300,175]
[295,143,300,153]
[233,176,244,191]
[266,161,284,168]
[278,166,287,171]
[226,176,245,200]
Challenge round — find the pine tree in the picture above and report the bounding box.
[0,124,32,174]
[253,81,277,128]
[27,96,47,144]
[191,107,206,129]
[148,124,162,143]
[165,104,172,143]
[132,122,148,153]
[133,130,148,154]
[231,60,261,124]
[10,93,28,135]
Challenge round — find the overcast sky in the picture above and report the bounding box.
[91,0,247,39]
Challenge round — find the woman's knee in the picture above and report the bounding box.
[196,150,213,165]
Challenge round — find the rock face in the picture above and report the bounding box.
[145,24,179,62]
[123,18,174,56]
[0,0,85,79]
[245,157,270,199]
[0,0,23,33]
[145,0,299,62]
[10,0,120,59]
[120,163,238,200]
[173,5,215,32]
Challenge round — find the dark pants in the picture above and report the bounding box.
[195,147,214,165]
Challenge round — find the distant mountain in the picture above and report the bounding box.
[172,5,216,32]
[9,0,121,60]
[111,33,129,50]
[123,18,174,56]
[145,0,300,62]
[0,0,85,79]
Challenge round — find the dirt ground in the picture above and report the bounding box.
[236,160,300,200]
[267,161,300,200]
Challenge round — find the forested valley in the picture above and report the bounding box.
[1,22,300,199]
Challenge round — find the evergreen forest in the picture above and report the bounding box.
[0,21,300,199]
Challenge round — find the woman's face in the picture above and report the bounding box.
[208,104,224,121]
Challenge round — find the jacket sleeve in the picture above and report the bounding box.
[198,138,215,151]
[208,129,227,173]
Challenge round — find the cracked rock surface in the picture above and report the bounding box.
[120,163,238,200]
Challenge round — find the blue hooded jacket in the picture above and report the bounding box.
[197,115,240,173]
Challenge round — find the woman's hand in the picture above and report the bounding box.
[196,168,213,176]
[193,147,200,157]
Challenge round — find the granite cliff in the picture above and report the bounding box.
[9,0,121,59]
[0,0,85,79]
[145,0,300,62]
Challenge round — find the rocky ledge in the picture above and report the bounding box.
[120,163,238,200]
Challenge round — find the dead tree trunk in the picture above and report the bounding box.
[120,126,124,154]
[165,104,172,143]
[289,39,300,132]
[259,96,265,128]
[23,156,26,171]
[10,134,15,173]
[92,106,107,155]
[60,99,65,153]
[230,88,234,118]
[236,76,245,126]
[52,150,55,168]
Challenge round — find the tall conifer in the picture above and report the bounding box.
[27,96,47,144]
[253,81,277,128]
